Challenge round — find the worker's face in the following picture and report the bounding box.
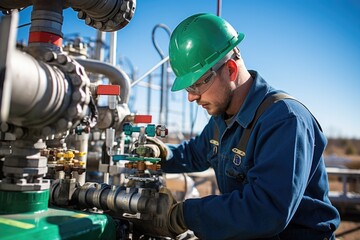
[187,65,233,116]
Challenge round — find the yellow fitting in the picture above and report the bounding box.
[64,151,75,159]
[76,151,87,157]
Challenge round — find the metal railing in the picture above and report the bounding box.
[327,167,360,206]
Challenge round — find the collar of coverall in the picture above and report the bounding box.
[212,70,271,129]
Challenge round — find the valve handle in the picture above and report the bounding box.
[97,85,120,95]
[134,115,152,123]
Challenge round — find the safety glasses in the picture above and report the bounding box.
[185,48,239,95]
[185,70,217,95]
[186,53,233,95]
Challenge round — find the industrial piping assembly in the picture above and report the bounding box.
[0,1,186,239]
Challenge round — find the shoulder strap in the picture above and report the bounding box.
[211,93,294,156]
[236,93,294,155]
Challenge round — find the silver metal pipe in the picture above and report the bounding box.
[7,49,71,129]
[1,14,91,136]
[94,30,106,61]
[69,182,155,214]
[131,56,169,87]
[109,32,117,66]
[76,58,131,104]
[0,10,19,122]
[3,49,91,139]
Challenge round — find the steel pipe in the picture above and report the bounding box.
[76,58,131,104]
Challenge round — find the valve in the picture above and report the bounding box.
[96,84,121,110]
[156,124,168,138]
[42,148,86,178]
[112,115,168,181]
[122,115,168,138]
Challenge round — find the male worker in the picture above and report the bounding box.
[149,13,340,239]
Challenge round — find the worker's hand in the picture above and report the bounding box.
[153,187,187,237]
[124,187,187,238]
[145,136,168,161]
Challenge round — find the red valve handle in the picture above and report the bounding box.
[97,85,120,95]
[134,115,152,123]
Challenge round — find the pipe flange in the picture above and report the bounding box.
[74,0,136,32]
[43,51,91,135]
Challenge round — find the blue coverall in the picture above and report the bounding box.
[162,71,340,239]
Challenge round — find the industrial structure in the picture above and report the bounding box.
[0,1,196,239]
[1,1,360,240]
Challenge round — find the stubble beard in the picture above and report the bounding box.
[204,87,233,116]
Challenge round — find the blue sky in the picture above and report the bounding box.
[4,0,360,138]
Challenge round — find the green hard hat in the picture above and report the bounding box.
[169,13,245,91]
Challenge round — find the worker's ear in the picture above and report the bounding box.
[225,59,238,81]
